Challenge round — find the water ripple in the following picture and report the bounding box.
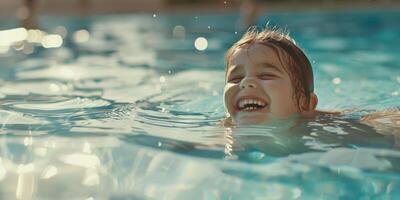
[0,11,400,199]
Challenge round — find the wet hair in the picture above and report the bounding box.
[225,27,314,111]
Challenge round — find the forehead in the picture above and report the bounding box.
[228,43,288,70]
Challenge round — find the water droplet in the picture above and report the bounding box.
[234,31,238,35]
[168,70,172,74]
[153,14,157,18]
[157,142,162,147]
[207,26,211,29]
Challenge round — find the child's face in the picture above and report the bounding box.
[224,43,300,124]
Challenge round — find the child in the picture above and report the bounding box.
[222,27,398,128]
[223,27,321,125]
[221,27,400,159]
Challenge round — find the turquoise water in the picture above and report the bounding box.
[0,9,400,199]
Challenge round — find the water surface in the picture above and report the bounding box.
[0,9,400,199]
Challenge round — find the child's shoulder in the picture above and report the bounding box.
[314,107,400,137]
[359,108,400,135]
[360,107,400,121]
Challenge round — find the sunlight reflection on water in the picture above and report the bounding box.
[0,10,399,199]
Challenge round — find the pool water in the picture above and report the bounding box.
[0,9,400,199]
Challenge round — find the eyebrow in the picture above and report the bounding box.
[226,65,242,77]
[227,62,284,76]
[258,62,284,74]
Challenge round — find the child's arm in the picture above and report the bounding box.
[360,108,400,131]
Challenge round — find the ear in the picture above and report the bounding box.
[301,93,318,113]
[308,93,318,111]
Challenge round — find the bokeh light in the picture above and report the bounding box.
[27,29,45,43]
[194,37,208,51]
[0,46,9,54]
[172,25,186,39]
[73,29,90,43]
[0,28,28,46]
[54,26,68,38]
[332,77,342,85]
[41,34,63,48]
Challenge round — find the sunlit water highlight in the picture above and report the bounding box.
[0,10,400,199]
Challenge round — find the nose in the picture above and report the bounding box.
[239,77,257,89]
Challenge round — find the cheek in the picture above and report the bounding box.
[264,81,298,114]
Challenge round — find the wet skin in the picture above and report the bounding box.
[224,43,315,125]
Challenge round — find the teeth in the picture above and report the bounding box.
[238,98,267,110]
[239,101,245,109]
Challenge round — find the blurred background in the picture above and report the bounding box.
[1,0,400,29]
[0,1,400,199]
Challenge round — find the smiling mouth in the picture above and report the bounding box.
[237,97,268,112]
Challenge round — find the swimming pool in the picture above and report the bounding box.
[0,9,400,199]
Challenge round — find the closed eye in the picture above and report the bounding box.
[259,73,278,80]
[228,76,243,83]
